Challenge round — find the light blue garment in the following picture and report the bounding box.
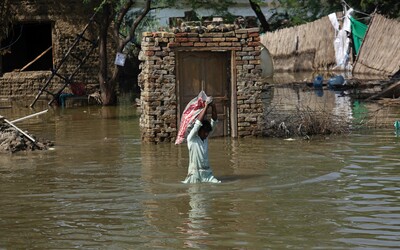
[182,119,221,184]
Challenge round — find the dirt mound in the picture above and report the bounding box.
[0,124,54,153]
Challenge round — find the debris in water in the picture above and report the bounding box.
[0,116,54,153]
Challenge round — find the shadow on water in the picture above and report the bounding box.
[217,174,267,182]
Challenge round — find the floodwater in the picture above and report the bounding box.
[1,96,400,249]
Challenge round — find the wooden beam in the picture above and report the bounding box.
[19,46,52,72]
[366,81,400,101]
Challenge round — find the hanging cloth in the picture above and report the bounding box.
[350,17,368,55]
[329,10,352,70]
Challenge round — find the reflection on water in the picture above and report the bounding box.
[263,80,398,129]
[0,99,400,249]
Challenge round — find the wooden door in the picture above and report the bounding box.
[177,51,230,137]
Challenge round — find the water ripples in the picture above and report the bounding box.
[332,136,400,249]
[1,106,400,249]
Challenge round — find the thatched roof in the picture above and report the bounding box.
[353,14,400,76]
[260,16,337,72]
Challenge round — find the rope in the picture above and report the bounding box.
[341,0,371,17]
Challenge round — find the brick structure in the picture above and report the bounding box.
[0,1,104,99]
[138,26,267,143]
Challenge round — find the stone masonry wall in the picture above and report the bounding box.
[138,27,266,143]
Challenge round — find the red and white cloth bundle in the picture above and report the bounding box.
[175,91,208,145]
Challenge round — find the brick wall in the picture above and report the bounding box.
[138,27,266,143]
[0,0,103,99]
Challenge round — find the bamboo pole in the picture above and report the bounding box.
[19,46,52,72]
[2,118,36,143]
[10,109,48,123]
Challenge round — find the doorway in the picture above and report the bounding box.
[176,51,231,137]
[0,22,53,74]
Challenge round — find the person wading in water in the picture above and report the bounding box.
[182,96,221,184]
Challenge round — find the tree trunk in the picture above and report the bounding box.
[249,0,270,33]
[98,3,117,106]
[97,0,151,105]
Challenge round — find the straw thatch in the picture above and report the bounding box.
[353,14,400,76]
[260,16,337,72]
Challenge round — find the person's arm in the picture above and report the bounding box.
[187,119,202,141]
[196,102,209,122]
[210,102,217,121]
[197,96,213,122]
[209,102,218,134]
[188,97,213,142]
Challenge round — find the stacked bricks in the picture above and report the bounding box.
[138,26,266,143]
[1,0,105,99]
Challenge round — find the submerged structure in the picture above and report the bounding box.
[0,0,106,103]
[260,13,400,77]
[352,14,400,76]
[138,24,265,143]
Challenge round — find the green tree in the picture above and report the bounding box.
[89,0,398,105]
[85,0,151,105]
[0,0,13,51]
[348,0,400,18]
[271,0,399,28]
[249,0,271,32]
[87,0,237,105]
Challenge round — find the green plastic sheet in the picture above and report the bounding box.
[350,17,368,55]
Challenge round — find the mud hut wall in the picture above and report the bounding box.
[139,28,264,143]
[260,16,337,72]
[353,14,400,76]
[0,0,104,98]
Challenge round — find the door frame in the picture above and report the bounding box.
[175,48,238,138]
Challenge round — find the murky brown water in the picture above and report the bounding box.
[1,96,400,249]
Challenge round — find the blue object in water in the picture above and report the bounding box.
[328,75,345,89]
[314,89,324,97]
[59,93,74,107]
[313,75,323,88]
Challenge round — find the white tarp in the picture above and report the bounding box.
[329,9,354,71]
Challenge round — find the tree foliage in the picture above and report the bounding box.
[352,0,400,18]
[270,0,399,29]
[0,0,13,44]
[81,0,399,105]
[80,0,152,105]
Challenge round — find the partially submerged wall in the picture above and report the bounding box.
[353,14,400,76]
[0,0,100,98]
[138,27,265,143]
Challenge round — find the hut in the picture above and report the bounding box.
[261,12,400,78]
[260,16,338,72]
[138,24,266,143]
[0,0,105,101]
[353,14,400,76]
